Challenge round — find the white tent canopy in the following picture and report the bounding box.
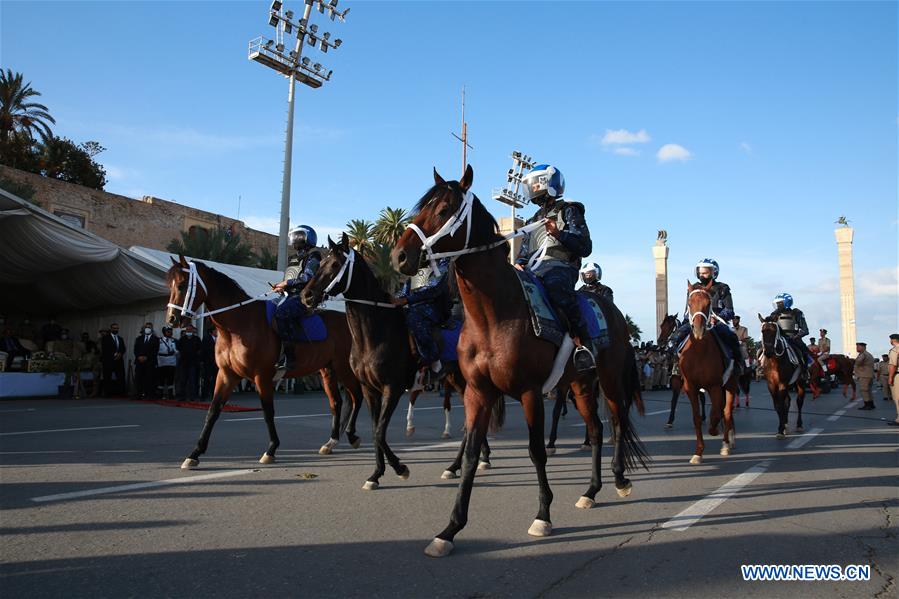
[0,188,169,315]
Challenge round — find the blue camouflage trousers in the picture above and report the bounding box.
[274,295,308,343]
[406,302,443,364]
[540,265,587,338]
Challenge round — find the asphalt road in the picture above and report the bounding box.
[1,381,896,598]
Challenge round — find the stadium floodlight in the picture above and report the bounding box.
[248,0,350,271]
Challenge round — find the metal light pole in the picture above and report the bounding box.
[249,0,350,271]
[451,86,473,175]
[492,151,536,263]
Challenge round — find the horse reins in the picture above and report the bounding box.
[321,248,398,309]
[167,261,279,320]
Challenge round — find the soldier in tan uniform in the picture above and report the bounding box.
[855,342,875,410]
[878,354,892,402]
[887,334,899,426]
[818,329,831,371]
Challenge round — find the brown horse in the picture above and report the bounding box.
[819,354,857,399]
[678,281,737,464]
[758,315,808,438]
[658,313,706,427]
[164,256,363,468]
[392,166,647,557]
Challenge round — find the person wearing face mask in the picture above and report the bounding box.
[156,326,178,399]
[101,323,126,396]
[176,325,202,400]
[133,322,160,399]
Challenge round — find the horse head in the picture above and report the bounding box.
[165,255,209,328]
[758,313,779,358]
[392,165,475,277]
[686,280,713,340]
[301,233,353,309]
[657,313,679,345]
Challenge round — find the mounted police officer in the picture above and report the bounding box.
[514,164,595,372]
[672,258,745,374]
[767,293,814,367]
[392,256,453,377]
[579,262,614,302]
[272,225,321,371]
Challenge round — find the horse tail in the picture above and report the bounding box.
[618,354,651,471]
[489,395,506,433]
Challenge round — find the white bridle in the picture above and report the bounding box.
[167,261,278,320]
[686,288,714,331]
[321,248,398,309]
[406,187,547,275]
[761,322,787,357]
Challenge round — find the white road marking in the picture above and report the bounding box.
[662,460,772,531]
[826,410,846,422]
[644,408,671,416]
[31,469,256,503]
[786,427,824,449]
[0,424,140,437]
[224,412,331,422]
[398,441,459,452]
[0,450,75,455]
[0,408,37,413]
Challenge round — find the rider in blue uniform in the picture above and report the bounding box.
[393,256,453,375]
[579,262,614,302]
[273,225,321,370]
[767,293,814,367]
[672,258,745,374]
[515,164,595,372]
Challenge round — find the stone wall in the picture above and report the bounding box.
[0,165,278,256]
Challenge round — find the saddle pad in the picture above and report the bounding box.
[266,299,327,343]
[439,321,462,362]
[576,293,611,350]
[514,269,565,347]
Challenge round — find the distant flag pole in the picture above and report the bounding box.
[451,85,473,174]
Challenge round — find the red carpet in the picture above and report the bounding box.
[143,399,261,412]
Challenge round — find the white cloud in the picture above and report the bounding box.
[858,266,899,297]
[597,128,651,146]
[656,143,692,163]
[613,147,640,157]
[740,142,752,154]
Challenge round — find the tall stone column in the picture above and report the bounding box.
[653,231,669,339]
[834,223,857,357]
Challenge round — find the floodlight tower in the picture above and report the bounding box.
[249,0,350,271]
[492,151,536,262]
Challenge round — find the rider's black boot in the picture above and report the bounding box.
[277,344,296,372]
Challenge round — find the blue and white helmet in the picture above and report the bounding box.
[522,164,565,203]
[695,258,719,281]
[289,225,317,249]
[773,293,793,309]
[580,262,602,283]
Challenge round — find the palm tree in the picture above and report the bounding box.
[624,314,642,344]
[0,70,55,143]
[367,242,404,293]
[372,207,410,246]
[167,227,256,267]
[345,218,374,256]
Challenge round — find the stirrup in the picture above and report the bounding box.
[573,345,596,372]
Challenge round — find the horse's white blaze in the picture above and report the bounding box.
[528,519,553,537]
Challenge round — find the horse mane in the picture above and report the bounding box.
[192,262,250,301]
[413,182,502,244]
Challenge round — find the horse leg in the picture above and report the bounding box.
[572,380,603,508]
[720,387,735,456]
[442,385,452,439]
[374,386,409,480]
[442,435,466,479]
[546,388,565,455]
[479,437,491,470]
[181,368,238,469]
[795,385,805,432]
[685,386,705,464]
[255,375,280,464]
[522,388,554,537]
[425,387,495,557]
[666,377,680,428]
[406,389,419,437]
[707,386,724,437]
[700,390,707,422]
[363,387,386,490]
[319,368,342,455]
[343,380,363,448]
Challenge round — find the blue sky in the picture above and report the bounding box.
[2,1,897,352]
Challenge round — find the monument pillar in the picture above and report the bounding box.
[653,231,669,339]
[834,223,857,357]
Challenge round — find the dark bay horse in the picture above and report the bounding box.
[658,314,705,428]
[392,166,647,557]
[165,256,363,468]
[678,281,737,464]
[818,354,856,399]
[759,315,808,438]
[300,235,497,489]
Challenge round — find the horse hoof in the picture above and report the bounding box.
[350,438,361,449]
[545,447,556,456]
[319,445,333,455]
[398,466,411,480]
[181,458,199,470]
[441,470,458,480]
[664,423,673,430]
[689,455,702,465]
[616,482,633,497]
[575,496,595,509]
[259,454,275,464]
[720,446,731,456]
[477,460,491,471]
[424,538,454,558]
[528,519,553,537]
[580,444,591,452]
[441,431,451,439]
[405,427,415,438]
[362,481,379,491]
